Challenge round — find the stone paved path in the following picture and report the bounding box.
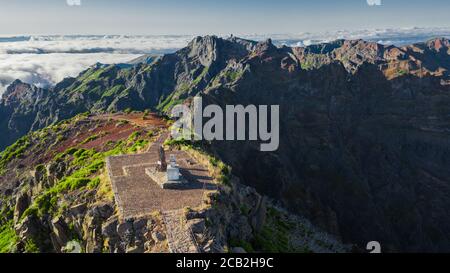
[163,210,199,253]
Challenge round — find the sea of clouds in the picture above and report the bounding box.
[1,27,449,95]
[0,35,193,93]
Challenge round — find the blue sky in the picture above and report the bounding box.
[0,0,449,35]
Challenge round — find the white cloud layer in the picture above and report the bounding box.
[247,27,450,47]
[0,28,449,95]
[0,35,194,55]
[0,35,194,94]
[0,53,139,92]
[66,0,82,6]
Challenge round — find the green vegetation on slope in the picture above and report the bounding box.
[22,126,150,220]
[253,207,297,253]
[157,92,184,113]
[0,221,17,253]
[101,85,125,99]
[223,69,244,82]
[0,136,31,175]
[228,206,313,253]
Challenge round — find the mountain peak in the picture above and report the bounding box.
[254,38,277,55]
[1,79,36,105]
[188,35,223,50]
[227,36,258,51]
[185,35,224,64]
[181,35,253,69]
[9,79,24,86]
[426,37,450,51]
[4,79,28,95]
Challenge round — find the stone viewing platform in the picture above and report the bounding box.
[106,133,215,219]
[105,132,216,253]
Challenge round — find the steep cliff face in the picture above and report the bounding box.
[0,80,58,150]
[198,38,450,252]
[1,36,450,252]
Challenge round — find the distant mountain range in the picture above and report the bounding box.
[2,27,449,94]
[1,35,450,252]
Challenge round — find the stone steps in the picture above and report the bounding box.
[163,210,199,253]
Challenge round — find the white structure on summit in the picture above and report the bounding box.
[146,149,187,189]
[167,155,181,182]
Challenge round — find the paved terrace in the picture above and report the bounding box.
[106,133,217,253]
[106,133,216,219]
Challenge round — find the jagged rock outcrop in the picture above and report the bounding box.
[50,216,70,253]
[13,191,29,225]
[83,202,114,253]
[15,214,52,252]
[197,38,450,252]
[0,80,57,150]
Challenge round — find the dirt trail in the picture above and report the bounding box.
[95,112,167,129]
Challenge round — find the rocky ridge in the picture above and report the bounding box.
[0,112,345,253]
[1,35,450,252]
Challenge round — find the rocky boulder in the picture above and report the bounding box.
[13,191,30,225]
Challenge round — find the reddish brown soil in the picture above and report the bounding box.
[100,112,168,128]
[54,113,167,157]
[0,113,168,192]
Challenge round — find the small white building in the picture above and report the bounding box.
[167,155,181,182]
[146,153,186,189]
